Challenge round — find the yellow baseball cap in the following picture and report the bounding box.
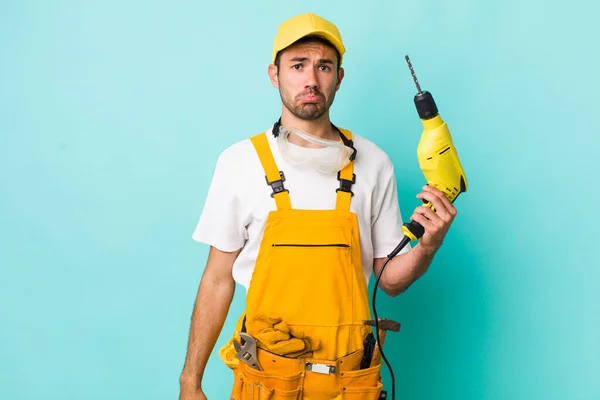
[272,12,346,65]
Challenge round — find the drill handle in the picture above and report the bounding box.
[402,188,464,242]
[401,197,437,241]
[402,220,425,241]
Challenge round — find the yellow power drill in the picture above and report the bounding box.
[400,55,469,242]
[371,55,469,400]
[384,55,469,257]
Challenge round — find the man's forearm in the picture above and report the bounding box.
[375,243,437,297]
[179,274,235,389]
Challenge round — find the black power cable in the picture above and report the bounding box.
[371,235,411,400]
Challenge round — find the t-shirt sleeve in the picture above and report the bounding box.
[192,151,248,252]
[371,158,412,258]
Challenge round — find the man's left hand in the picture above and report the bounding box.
[409,185,458,255]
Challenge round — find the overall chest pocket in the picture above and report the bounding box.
[272,243,350,248]
[262,240,355,324]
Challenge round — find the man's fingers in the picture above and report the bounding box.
[417,192,451,221]
[415,205,441,225]
[410,209,435,231]
[413,206,447,238]
[423,185,457,216]
[417,187,457,221]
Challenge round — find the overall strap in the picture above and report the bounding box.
[250,132,292,211]
[335,128,356,212]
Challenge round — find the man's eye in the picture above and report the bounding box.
[319,65,331,71]
[292,64,302,70]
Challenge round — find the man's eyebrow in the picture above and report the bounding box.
[289,57,334,64]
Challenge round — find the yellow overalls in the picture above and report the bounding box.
[219,128,383,399]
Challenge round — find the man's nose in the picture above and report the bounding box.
[304,67,318,89]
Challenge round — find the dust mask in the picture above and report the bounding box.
[276,126,355,175]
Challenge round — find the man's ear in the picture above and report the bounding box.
[335,67,345,91]
[268,64,279,89]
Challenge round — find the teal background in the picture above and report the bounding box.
[1,0,599,399]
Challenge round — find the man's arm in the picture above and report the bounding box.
[373,243,436,297]
[374,185,457,297]
[179,245,241,399]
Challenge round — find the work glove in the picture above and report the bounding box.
[246,314,320,358]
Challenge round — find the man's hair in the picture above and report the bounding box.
[274,35,341,70]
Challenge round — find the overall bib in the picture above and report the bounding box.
[219,128,383,399]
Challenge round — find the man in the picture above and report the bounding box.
[179,12,457,399]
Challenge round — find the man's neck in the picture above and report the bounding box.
[279,109,339,148]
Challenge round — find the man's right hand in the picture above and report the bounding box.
[179,386,207,400]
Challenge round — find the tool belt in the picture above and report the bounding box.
[220,340,383,400]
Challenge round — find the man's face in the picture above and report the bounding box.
[269,41,344,121]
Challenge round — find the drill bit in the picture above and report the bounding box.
[405,55,422,94]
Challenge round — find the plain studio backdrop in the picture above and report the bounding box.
[1,1,599,399]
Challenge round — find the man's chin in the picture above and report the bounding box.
[300,103,323,114]
[283,102,327,120]
[298,110,325,120]
[298,101,321,108]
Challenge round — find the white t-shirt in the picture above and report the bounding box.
[192,126,411,290]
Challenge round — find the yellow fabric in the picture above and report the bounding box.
[220,129,381,399]
[271,12,346,65]
[250,133,291,211]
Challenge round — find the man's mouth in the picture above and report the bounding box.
[298,92,322,103]
[300,95,321,102]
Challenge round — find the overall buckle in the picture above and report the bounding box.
[336,171,356,196]
[265,171,289,198]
